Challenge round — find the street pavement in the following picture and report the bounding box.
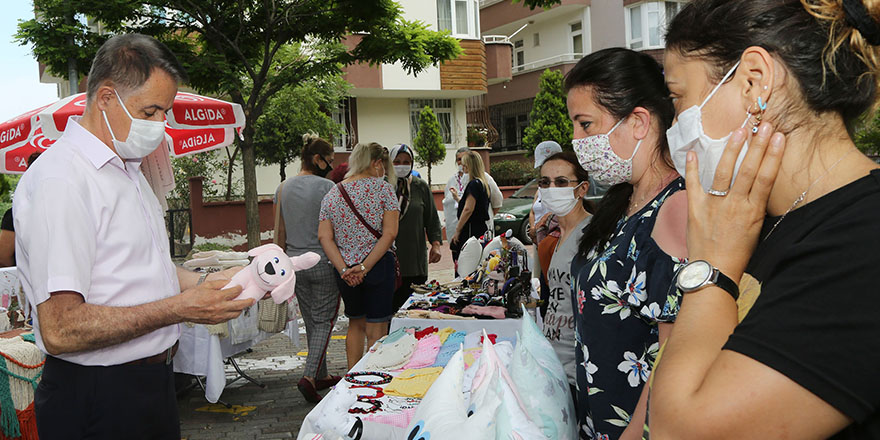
[177,244,458,439]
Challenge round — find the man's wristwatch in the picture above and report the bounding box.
[675,260,739,300]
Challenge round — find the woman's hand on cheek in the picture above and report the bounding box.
[685,122,785,282]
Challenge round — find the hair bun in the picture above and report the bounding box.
[302,131,320,146]
[842,0,880,45]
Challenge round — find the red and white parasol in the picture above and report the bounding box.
[0,91,246,173]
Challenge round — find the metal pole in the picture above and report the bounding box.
[65,5,77,96]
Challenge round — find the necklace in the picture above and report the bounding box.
[628,171,677,215]
[764,149,855,240]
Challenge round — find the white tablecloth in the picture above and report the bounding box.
[173,321,299,403]
[299,314,529,440]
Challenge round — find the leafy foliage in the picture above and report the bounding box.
[854,112,880,156]
[169,152,240,207]
[511,0,562,10]
[253,46,350,182]
[523,69,572,153]
[490,160,536,186]
[17,0,463,246]
[413,106,446,185]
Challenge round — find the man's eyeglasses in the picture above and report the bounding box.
[538,177,578,188]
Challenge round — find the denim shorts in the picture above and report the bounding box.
[335,252,395,323]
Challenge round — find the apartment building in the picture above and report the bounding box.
[480,0,687,153]
[332,0,489,188]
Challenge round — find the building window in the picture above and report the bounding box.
[437,0,478,38]
[513,39,525,72]
[409,99,453,145]
[533,32,540,47]
[331,97,356,151]
[625,1,685,51]
[570,21,584,55]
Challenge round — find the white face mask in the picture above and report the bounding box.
[102,90,167,159]
[393,164,412,178]
[457,164,463,174]
[573,118,641,187]
[666,61,752,191]
[539,184,583,216]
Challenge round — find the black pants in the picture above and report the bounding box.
[36,356,180,440]
[393,275,428,312]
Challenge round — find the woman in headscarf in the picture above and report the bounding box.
[389,144,442,311]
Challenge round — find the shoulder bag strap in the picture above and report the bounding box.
[337,182,382,240]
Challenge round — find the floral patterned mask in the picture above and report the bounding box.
[572,118,641,187]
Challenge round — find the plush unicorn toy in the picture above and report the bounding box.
[224,243,320,304]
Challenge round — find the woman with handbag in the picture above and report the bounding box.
[318,142,399,369]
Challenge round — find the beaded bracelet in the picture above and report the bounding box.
[344,371,393,385]
[348,398,383,414]
[350,384,385,399]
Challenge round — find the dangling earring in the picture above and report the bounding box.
[748,96,768,134]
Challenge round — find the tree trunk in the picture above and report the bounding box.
[225,145,238,201]
[241,132,261,248]
[279,158,286,181]
[427,164,432,186]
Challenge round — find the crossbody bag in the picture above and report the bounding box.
[336,183,402,290]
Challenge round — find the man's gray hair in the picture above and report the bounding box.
[86,34,188,101]
[456,147,471,155]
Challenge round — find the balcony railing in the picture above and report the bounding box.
[513,52,584,74]
[483,34,512,44]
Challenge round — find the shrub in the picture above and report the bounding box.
[490,160,536,186]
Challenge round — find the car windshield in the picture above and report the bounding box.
[510,179,538,198]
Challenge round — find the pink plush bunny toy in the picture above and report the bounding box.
[224,243,320,304]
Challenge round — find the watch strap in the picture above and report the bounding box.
[713,269,739,301]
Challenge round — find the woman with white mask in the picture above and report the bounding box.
[537,151,591,400]
[389,144,442,311]
[650,0,880,438]
[566,47,688,440]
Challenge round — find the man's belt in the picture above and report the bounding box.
[123,341,179,366]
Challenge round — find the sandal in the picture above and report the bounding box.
[315,375,342,390]
[297,377,322,403]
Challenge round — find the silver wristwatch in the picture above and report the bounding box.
[675,260,739,300]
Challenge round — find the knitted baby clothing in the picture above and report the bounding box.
[431,331,466,368]
[363,332,417,371]
[435,327,455,344]
[384,367,444,398]
[402,334,441,369]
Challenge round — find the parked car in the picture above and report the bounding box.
[493,178,607,244]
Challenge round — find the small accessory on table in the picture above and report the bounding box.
[348,398,383,414]
[344,371,393,386]
[350,384,385,399]
[675,259,739,300]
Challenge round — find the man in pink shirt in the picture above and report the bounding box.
[14,34,253,439]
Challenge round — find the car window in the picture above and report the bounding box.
[511,179,538,198]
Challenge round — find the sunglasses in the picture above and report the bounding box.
[538,177,580,188]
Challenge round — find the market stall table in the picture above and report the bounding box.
[297,325,515,440]
[173,320,299,403]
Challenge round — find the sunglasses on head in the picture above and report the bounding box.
[538,177,579,188]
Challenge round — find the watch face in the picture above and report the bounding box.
[678,260,712,290]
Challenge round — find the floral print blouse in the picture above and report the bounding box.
[319,177,398,266]
[570,177,686,440]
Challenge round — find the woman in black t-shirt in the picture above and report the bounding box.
[649,1,880,439]
[449,151,489,269]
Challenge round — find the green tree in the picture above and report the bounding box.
[253,46,350,182]
[854,112,880,156]
[17,0,462,247]
[413,106,445,185]
[523,69,572,153]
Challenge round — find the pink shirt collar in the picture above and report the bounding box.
[63,116,143,174]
